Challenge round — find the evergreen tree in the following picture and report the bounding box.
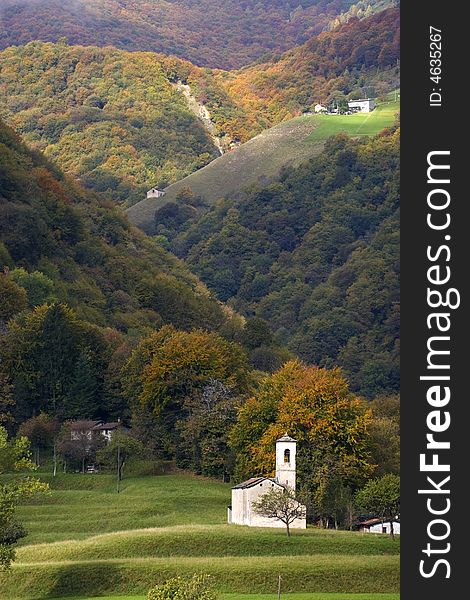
[37,304,81,417]
[65,351,99,419]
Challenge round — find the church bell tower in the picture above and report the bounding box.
[275,433,297,490]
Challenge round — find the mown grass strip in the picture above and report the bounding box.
[0,555,399,599]
[17,524,399,563]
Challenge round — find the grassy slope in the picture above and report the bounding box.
[126,101,399,234]
[307,102,399,141]
[0,473,399,599]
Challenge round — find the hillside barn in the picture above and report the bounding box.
[147,188,166,199]
[228,434,307,529]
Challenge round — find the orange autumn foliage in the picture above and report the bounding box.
[230,360,373,483]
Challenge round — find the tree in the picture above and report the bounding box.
[0,273,27,324]
[230,360,373,490]
[9,268,56,308]
[252,486,306,537]
[19,413,60,467]
[176,379,239,478]
[0,373,15,429]
[66,351,99,419]
[312,460,354,529]
[96,430,144,483]
[368,395,400,476]
[240,317,273,350]
[124,326,250,457]
[2,303,107,421]
[0,426,49,569]
[58,421,103,474]
[147,573,218,600]
[355,474,400,539]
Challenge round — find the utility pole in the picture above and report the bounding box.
[116,418,121,494]
[53,441,57,477]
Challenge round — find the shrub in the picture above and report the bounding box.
[148,573,218,600]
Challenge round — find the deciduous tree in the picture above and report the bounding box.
[252,486,306,537]
[0,426,48,569]
[355,473,400,539]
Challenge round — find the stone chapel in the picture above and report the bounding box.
[227,433,307,528]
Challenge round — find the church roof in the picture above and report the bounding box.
[276,433,297,442]
[232,476,280,490]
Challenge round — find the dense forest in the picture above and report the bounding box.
[0,42,220,205]
[0,10,400,207]
[0,118,399,499]
[328,0,399,30]
[0,0,365,69]
[0,5,401,556]
[152,126,400,398]
[0,117,244,422]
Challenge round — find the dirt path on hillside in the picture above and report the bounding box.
[174,81,224,156]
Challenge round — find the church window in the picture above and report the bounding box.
[284,448,290,463]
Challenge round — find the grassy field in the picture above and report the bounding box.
[0,473,399,599]
[126,101,399,233]
[50,596,399,600]
[307,102,400,141]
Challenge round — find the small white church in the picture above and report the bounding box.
[227,433,307,529]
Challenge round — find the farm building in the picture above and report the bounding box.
[359,518,400,534]
[228,434,307,529]
[147,188,166,199]
[314,103,327,113]
[348,98,376,113]
[70,420,121,443]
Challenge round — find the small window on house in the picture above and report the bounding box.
[284,448,290,463]
[382,526,387,534]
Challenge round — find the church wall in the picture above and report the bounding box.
[230,480,306,529]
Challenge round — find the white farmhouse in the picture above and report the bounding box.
[314,103,327,113]
[69,420,121,444]
[227,434,307,529]
[146,188,166,199]
[360,518,400,534]
[347,98,376,113]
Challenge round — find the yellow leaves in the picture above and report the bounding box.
[233,360,374,480]
[131,327,248,413]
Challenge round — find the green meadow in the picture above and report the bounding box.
[307,102,400,141]
[0,473,400,600]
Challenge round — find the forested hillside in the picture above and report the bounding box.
[0,118,249,422]
[156,127,400,398]
[210,7,400,139]
[328,0,399,30]
[0,0,360,69]
[0,11,399,205]
[0,42,220,205]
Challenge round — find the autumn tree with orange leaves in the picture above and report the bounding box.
[230,360,374,525]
